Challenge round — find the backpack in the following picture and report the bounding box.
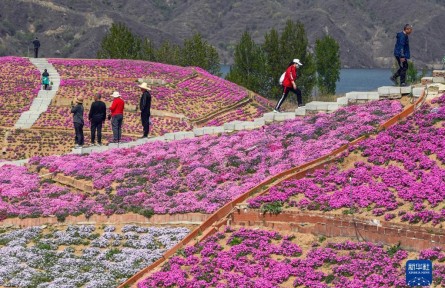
[279,72,285,85]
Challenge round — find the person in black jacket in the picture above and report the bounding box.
[71,96,84,148]
[138,82,152,138]
[88,94,107,146]
[32,37,40,58]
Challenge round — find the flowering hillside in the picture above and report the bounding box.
[23,100,401,218]
[139,226,445,287]
[34,59,270,133]
[0,57,40,126]
[249,94,445,226]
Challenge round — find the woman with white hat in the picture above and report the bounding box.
[138,82,152,138]
[71,96,85,148]
[274,58,303,112]
[109,91,125,143]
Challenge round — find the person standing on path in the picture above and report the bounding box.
[109,91,125,143]
[390,24,413,87]
[88,93,106,146]
[274,59,303,112]
[32,37,40,58]
[71,96,85,148]
[138,82,152,138]
[41,69,50,90]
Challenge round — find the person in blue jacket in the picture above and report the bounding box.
[390,24,413,87]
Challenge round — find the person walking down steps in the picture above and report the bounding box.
[42,69,50,90]
[138,82,152,138]
[274,58,303,113]
[390,24,413,87]
[32,37,40,58]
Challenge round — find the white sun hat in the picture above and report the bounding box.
[111,91,121,98]
[138,82,151,91]
[293,59,303,66]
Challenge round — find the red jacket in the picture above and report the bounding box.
[110,97,125,116]
[282,65,297,88]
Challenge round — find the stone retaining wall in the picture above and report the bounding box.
[0,212,210,228]
[232,210,444,251]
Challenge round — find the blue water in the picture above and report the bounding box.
[219,65,401,95]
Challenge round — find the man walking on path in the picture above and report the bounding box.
[138,82,152,138]
[390,24,413,87]
[88,93,106,146]
[71,96,85,148]
[109,91,125,143]
[274,59,303,112]
[32,37,40,58]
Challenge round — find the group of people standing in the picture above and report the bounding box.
[71,82,152,148]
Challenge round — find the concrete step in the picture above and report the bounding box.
[164,131,195,141]
[345,91,380,101]
[295,107,306,116]
[378,86,411,99]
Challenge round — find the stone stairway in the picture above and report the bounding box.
[14,58,60,129]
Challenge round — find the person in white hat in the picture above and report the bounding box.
[138,82,152,138]
[274,58,303,112]
[109,91,125,143]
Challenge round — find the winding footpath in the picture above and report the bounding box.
[14,58,60,129]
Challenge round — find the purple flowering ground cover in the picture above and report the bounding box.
[0,224,190,287]
[23,100,402,218]
[139,226,445,288]
[249,94,445,226]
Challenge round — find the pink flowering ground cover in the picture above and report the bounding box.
[45,59,270,120]
[48,58,196,82]
[27,100,401,217]
[138,226,441,287]
[31,59,271,139]
[205,103,269,127]
[0,57,40,126]
[0,165,105,220]
[249,94,445,226]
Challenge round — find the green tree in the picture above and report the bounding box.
[226,31,267,94]
[155,40,181,65]
[181,33,221,76]
[262,28,282,99]
[315,35,341,95]
[140,38,156,61]
[280,20,316,103]
[97,23,142,59]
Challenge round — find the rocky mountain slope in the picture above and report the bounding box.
[0,0,444,68]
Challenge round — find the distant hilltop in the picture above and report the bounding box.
[0,0,444,68]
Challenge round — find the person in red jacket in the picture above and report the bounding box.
[274,59,303,112]
[109,91,125,143]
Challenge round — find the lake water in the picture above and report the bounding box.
[220,65,412,95]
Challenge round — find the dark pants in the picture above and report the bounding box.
[90,119,103,144]
[111,114,123,142]
[34,48,39,58]
[275,86,302,111]
[393,56,408,84]
[43,84,48,90]
[74,122,84,145]
[141,113,150,137]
